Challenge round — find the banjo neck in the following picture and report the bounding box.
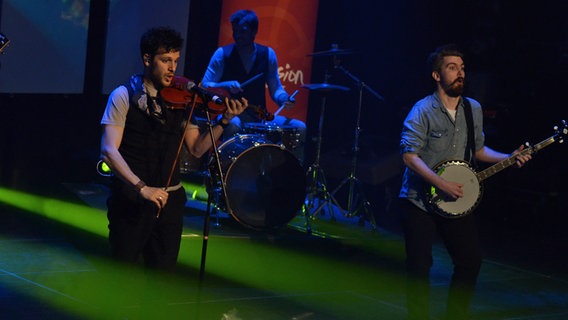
[428,120,566,218]
[477,133,562,182]
[0,32,9,54]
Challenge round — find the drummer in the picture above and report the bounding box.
[201,9,306,164]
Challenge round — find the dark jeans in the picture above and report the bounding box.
[107,186,187,272]
[399,199,482,320]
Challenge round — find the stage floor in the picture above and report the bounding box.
[0,182,567,319]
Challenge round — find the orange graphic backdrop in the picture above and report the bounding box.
[218,0,320,122]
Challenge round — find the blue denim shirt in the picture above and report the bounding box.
[399,92,485,211]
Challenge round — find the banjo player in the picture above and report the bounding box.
[398,44,532,320]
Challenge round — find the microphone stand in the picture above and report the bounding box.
[198,99,232,284]
[323,58,383,228]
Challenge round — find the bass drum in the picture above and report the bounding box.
[211,134,306,229]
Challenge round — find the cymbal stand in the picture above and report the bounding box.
[326,63,383,229]
[304,91,344,233]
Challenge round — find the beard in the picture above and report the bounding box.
[444,78,465,97]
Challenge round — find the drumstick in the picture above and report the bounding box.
[240,73,264,88]
[274,105,285,116]
[288,89,299,102]
[274,90,299,116]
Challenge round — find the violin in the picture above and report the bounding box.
[159,75,274,121]
[159,76,206,110]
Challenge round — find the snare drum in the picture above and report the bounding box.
[243,122,301,151]
[210,134,306,229]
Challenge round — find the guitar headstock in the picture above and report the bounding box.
[0,32,9,54]
[554,120,567,143]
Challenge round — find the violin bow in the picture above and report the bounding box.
[157,95,200,218]
[240,72,263,88]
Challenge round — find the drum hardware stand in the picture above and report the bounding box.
[302,80,350,234]
[180,144,222,227]
[304,94,336,231]
[208,187,223,228]
[321,59,384,229]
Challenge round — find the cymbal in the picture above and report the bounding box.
[307,47,353,57]
[301,83,350,92]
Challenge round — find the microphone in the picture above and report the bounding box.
[186,81,223,105]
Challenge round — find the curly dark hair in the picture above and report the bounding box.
[427,44,464,73]
[140,26,183,58]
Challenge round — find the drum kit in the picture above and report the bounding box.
[186,44,384,233]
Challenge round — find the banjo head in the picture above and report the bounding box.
[427,160,483,218]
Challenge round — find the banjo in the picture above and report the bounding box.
[426,120,567,218]
[0,32,9,54]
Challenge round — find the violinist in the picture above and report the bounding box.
[202,9,306,164]
[99,27,247,272]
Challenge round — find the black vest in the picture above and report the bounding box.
[118,93,186,187]
[220,43,268,118]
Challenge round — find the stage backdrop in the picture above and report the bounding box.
[0,0,89,93]
[218,0,319,122]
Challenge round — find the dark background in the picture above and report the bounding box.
[0,0,567,237]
